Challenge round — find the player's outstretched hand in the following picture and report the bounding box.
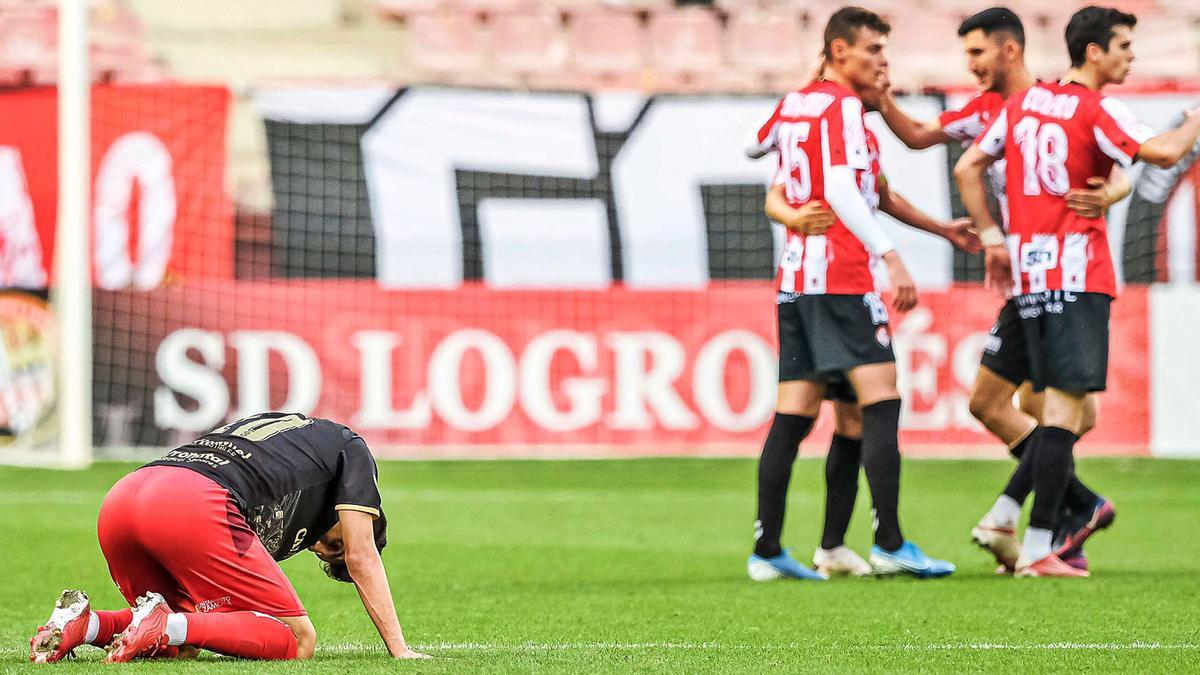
[882,252,918,312]
[785,200,836,236]
[394,648,432,659]
[1065,177,1112,219]
[943,218,981,253]
[983,245,1013,298]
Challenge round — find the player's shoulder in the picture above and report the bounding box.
[776,80,858,120]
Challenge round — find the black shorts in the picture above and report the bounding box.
[1013,291,1111,393]
[777,293,895,400]
[980,299,1031,387]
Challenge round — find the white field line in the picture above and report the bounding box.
[3,642,1196,660]
[317,641,1200,654]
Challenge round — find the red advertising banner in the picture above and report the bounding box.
[0,85,232,288]
[98,281,1150,457]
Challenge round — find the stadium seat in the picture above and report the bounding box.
[374,0,444,21]
[727,10,810,80]
[566,9,647,86]
[490,10,568,78]
[648,8,722,76]
[406,11,489,80]
[451,0,542,17]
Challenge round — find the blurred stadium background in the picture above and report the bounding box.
[0,0,1196,465]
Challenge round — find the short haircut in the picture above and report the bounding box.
[1065,5,1137,67]
[323,512,388,583]
[957,7,1025,48]
[823,6,891,61]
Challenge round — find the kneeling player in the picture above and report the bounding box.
[30,412,428,662]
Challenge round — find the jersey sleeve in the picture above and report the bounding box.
[938,94,985,142]
[1094,96,1154,167]
[822,96,871,170]
[975,108,1009,158]
[748,97,786,158]
[333,434,383,518]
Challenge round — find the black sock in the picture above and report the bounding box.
[754,413,816,557]
[1029,426,1077,531]
[861,399,903,552]
[820,434,862,550]
[1063,471,1100,513]
[1008,429,1036,459]
[1002,428,1041,503]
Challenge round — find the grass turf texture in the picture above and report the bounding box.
[1,458,1198,673]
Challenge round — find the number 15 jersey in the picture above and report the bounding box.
[752,79,879,296]
[976,81,1153,297]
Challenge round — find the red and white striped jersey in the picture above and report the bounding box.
[976,81,1153,297]
[752,80,880,296]
[940,91,1010,225]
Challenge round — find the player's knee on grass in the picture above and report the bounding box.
[280,616,316,660]
[832,401,862,438]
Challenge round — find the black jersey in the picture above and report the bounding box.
[145,412,383,561]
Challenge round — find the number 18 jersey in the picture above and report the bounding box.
[752,79,879,296]
[976,81,1153,297]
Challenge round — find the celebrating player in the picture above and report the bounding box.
[955,6,1200,576]
[758,72,980,577]
[879,6,1129,573]
[30,412,428,662]
[745,6,955,582]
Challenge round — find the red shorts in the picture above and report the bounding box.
[97,466,306,617]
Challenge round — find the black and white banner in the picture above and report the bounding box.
[257,86,1200,289]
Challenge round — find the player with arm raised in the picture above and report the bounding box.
[745,6,954,582]
[882,6,1129,573]
[955,6,1200,577]
[30,412,428,662]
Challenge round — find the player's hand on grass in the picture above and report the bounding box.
[394,648,432,659]
[1065,177,1114,219]
[784,200,836,236]
[943,218,981,253]
[882,251,918,312]
[983,244,1013,298]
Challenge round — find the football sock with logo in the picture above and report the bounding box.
[1028,426,1077,532]
[85,609,133,646]
[754,412,816,558]
[170,611,298,660]
[861,399,904,552]
[820,434,862,550]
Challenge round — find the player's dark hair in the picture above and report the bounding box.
[822,6,891,61]
[322,512,388,584]
[1065,5,1137,67]
[957,7,1025,48]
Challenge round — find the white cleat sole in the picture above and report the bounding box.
[747,559,784,582]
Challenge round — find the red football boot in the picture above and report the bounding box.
[1015,553,1090,578]
[30,589,91,663]
[104,593,172,663]
[1054,499,1116,562]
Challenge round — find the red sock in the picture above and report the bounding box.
[89,609,134,646]
[181,611,299,660]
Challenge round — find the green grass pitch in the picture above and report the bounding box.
[1,457,1198,672]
